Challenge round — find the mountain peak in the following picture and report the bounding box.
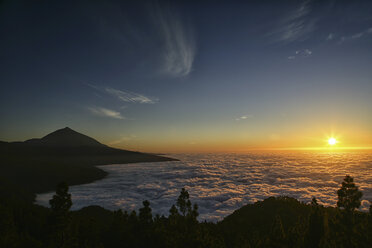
[37,127,105,147]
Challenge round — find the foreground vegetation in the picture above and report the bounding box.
[1,176,371,248]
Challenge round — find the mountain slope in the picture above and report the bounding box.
[0,128,177,194]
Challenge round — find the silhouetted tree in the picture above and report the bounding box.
[175,188,199,221]
[336,176,364,248]
[337,175,363,213]
[169,204,178,216]
[177,188,192,217]
[49,182,73,247]
[168,204,179,226]
[50,182,72,214]
[139,200,153,224]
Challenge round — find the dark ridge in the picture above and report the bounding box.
[0,127,178,194]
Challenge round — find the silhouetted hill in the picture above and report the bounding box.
[218,196,371,247]
[1,127,176,159]
[219,196,312,243]
[25,127,105,147]
[0,128,177,194]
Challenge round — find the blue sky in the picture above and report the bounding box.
[1,0,371,152]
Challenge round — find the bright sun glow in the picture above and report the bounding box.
[328,137,337,146]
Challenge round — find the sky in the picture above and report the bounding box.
[1,0,372,152]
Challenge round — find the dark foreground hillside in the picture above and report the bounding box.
[0,183,371,248]
[0,127,177,194]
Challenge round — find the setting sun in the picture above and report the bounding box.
[328,137,337,146]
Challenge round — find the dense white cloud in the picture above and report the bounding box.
[37,152,372,222]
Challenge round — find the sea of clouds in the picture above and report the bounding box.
[36,152,372,221]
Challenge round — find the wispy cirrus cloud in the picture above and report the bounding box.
[88,106,124,119]
[92,2,195,78]
[85,83,158,104]
[153,4,195,77]
[339,27,372,43]
[105,87,158,104]
[269,0,316,43]
[84,84,157,120]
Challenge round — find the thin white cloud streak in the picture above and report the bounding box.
[269,0,316,43]
[236,115,254,121]
[339,27,372,43]
[85,83,158,104]
[105,87,158,104]
[88,106,124,119]
[153,5,195,77]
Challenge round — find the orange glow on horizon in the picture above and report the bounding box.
[106,128,372,154]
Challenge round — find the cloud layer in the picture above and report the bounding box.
[37,152,372,222]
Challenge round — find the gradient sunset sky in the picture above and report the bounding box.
[1,0,371,152]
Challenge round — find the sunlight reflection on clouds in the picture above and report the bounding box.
[36,152,372,221]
